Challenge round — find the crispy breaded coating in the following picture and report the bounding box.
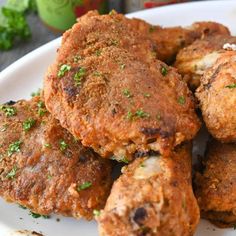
[97,144,200,236]
[44,11,200,161]
[128,18,230,64]
[196,50,236,142]
[175,35,236,89]
[0,97,112,220]
[194,140,236,228]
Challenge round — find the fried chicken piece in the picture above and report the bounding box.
[0,97,112,220]
[196,50,236,142]
[44,11,200,161]
[194,140,236,228]
[175,35,236,89]
[128,18,230,64]
[97,144,200,236]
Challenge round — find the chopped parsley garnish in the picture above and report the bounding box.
[120,157,129,164]
[0,105,17,117]
[149,25,155,33]
[178,96,186,105]
[74,67,86,86]
[77,181,92,191]
[19,204,27,209]
[73,55,82,62]
[58,64,71,78]
[7,140,22,156]
[123,89,132,98]
[95,49,101,56]
[161,66,168,76]
[44,143,51,148]
[143,93,151,98]
[93,209,101,217]
[225,83,236,89]
[135,109,150,118]
[23,118,36,131]
[0,124,8,132]
[156,114,161,121]
[29,211,50,219]
[59,140,68,151]
[31,88,41,97]
[6,165,17,179]
[93,71,102,76]
[37,101,47,116]
[126,111,133,120]
[140,162,145,168]
[111,39,118,46]
[47,173,52,180]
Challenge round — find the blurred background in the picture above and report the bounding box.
[0,0,210,71]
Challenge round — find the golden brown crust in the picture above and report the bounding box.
[44,11,200,160]
[0,97,112,220]
[195,50,236,142]
[175,35,236,89]
[97,144,200,236]
[194,140,236,228]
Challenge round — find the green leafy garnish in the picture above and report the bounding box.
[58,64,71,78]
[19,204,27,209]
[44,143,51,148]
[0,105,17,117]
[37,101,47,116]
[143,93,151,98]
[0,0,35,50]
[93,209,101,217]
[74,67,86,86]
[95,49,101,56]
[77,181,92,191]
[178,96,186,105]
[6,165,17,179]
[120,157,129,164]
[7,140,22,156]
[126,111,133,120]
[23,118,36,131]
[123,89,132,98]
[0,124,8,132]
[161,66,168,76]
[135,109,150,118]
[31,88,41,97]
[59,140,68,151]
[140,162,145,168]
[225,83,236,89]
[29,211,49,219]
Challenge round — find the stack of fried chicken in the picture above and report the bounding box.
[0,10,235,236]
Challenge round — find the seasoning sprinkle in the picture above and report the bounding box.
[93,209,101,217]
[178,96,186,105]
[74,67,86,86]
[59,140,68,152]
[123,89,132,98]
[7,141,22,156]
[0,105,17,117]
[6,166,17,179]
[23,118,36,131]
[77,181,92,191]
[58,64,71,78]
[225,83,236,89]
[161,66,168,76]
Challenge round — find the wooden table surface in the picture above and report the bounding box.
[0,0,60,72]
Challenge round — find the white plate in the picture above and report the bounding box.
[0,1,236,235]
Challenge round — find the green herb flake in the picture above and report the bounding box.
[37,101,47,116]
[0,105,17,117]
[149,25,155,33]
[161,66,168,76]
[121,157,129,164]
[135,109,150,118]
[47,173,53,180]
[0,124,8,132]
[44,143,51,148]
[6,165,17,179]
[7,140,22,156]
[23,118,36,131]
[93,209,101,217]
[143,93,151,98]
[178,96,186,105]
[126,111,133,120]
[95,49,101,56]
[140,162,145,168]
[225,83,236,89]
[74,67,86,86]
[123,89,132,98]
[58,64,71,78]
[59,140,68,152]
[93,71,102,77]
[77,181,92,191]
[31,88,41,97]
[19,204,27,209]
[29,211,50,219]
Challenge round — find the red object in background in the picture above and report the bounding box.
[144,0,187,8]
[74,0,107,18]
